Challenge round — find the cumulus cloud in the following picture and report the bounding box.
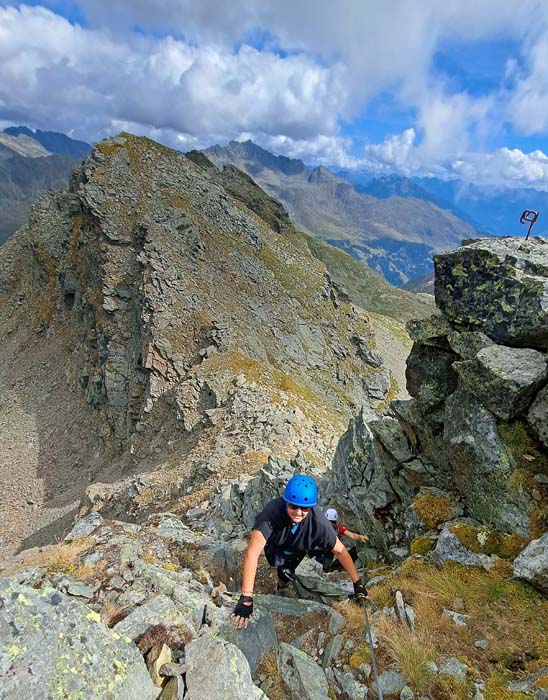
[362,128,548,190]
[0,5,348,142]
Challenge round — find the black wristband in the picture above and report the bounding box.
[240,595,253,603]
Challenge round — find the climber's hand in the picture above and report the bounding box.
[231,595,253,629]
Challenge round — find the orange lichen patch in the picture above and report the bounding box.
[412,493,452,529]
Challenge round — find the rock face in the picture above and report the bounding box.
[329,237,548,552]
[0,579,158,700]
[434,237,548,348]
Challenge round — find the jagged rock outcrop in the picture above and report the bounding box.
[329,237,548,554]
[434,236,548,348]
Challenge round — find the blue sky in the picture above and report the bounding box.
[1,1,548,189]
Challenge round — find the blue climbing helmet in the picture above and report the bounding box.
[283,474,318,507]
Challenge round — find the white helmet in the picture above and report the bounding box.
[325,508,338,522]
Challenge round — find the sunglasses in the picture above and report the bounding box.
[287,504,311,512]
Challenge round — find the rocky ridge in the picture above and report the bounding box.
[326,236,548,556]
[0,133,413,557]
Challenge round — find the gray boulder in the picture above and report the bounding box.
[433,526,494,570]
[405,343,458,412]
[444,385,529,534]
[114,593,197,640]
[184,635,267,699]
[65,512,104,541]
[219,607,277,673]
[447,330,494,360]
[376,669,406,696]
[278,642,330,700]
[454,345,547,420]
[333,667,368,699]
[0,579,158,700]
[528,384,548,448]
[513,533,548,593]
[434,237,548,348]
[439,656,468,681]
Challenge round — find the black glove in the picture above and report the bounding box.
[233,595,253,619]
[353,580,369,601]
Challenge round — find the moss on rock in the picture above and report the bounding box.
[449,522,528,559]
[410,536,437,555]
[413,494,453,529]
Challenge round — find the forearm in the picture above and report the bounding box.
[240,529,266,595]
[241,548,259,595]
[334,546,360,583]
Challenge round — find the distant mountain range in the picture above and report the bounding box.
[0,127,91,243]
[337,170,548,239]
[4,126,91,158]
[204,140,478,285]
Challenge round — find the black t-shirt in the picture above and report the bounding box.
[253,497,337,555]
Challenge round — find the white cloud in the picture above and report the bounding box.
[505,27,548,135]
[361,128,548,190]
[0,5,348,142]
[2,2,548,190]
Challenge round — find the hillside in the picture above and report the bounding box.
[0,127,91,243]
[338,168,548,239]
[0,133,422,558]
[204,140,478,285]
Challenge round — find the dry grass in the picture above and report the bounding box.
[377,617,436,693]
[1,537,97,580]
[367,558,548,690]
[255,650,287,700]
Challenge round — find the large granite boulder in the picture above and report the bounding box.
[513,533,548,593]
[454,345,547,420]
[434,237,548,348]
[405,343,458,412]
[219,607,277,673]
[184,635,267,699]
[328,409,398,554]
[0,579,158,700]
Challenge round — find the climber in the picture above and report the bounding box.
[231,474,369,629]
[317,507,369,571]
